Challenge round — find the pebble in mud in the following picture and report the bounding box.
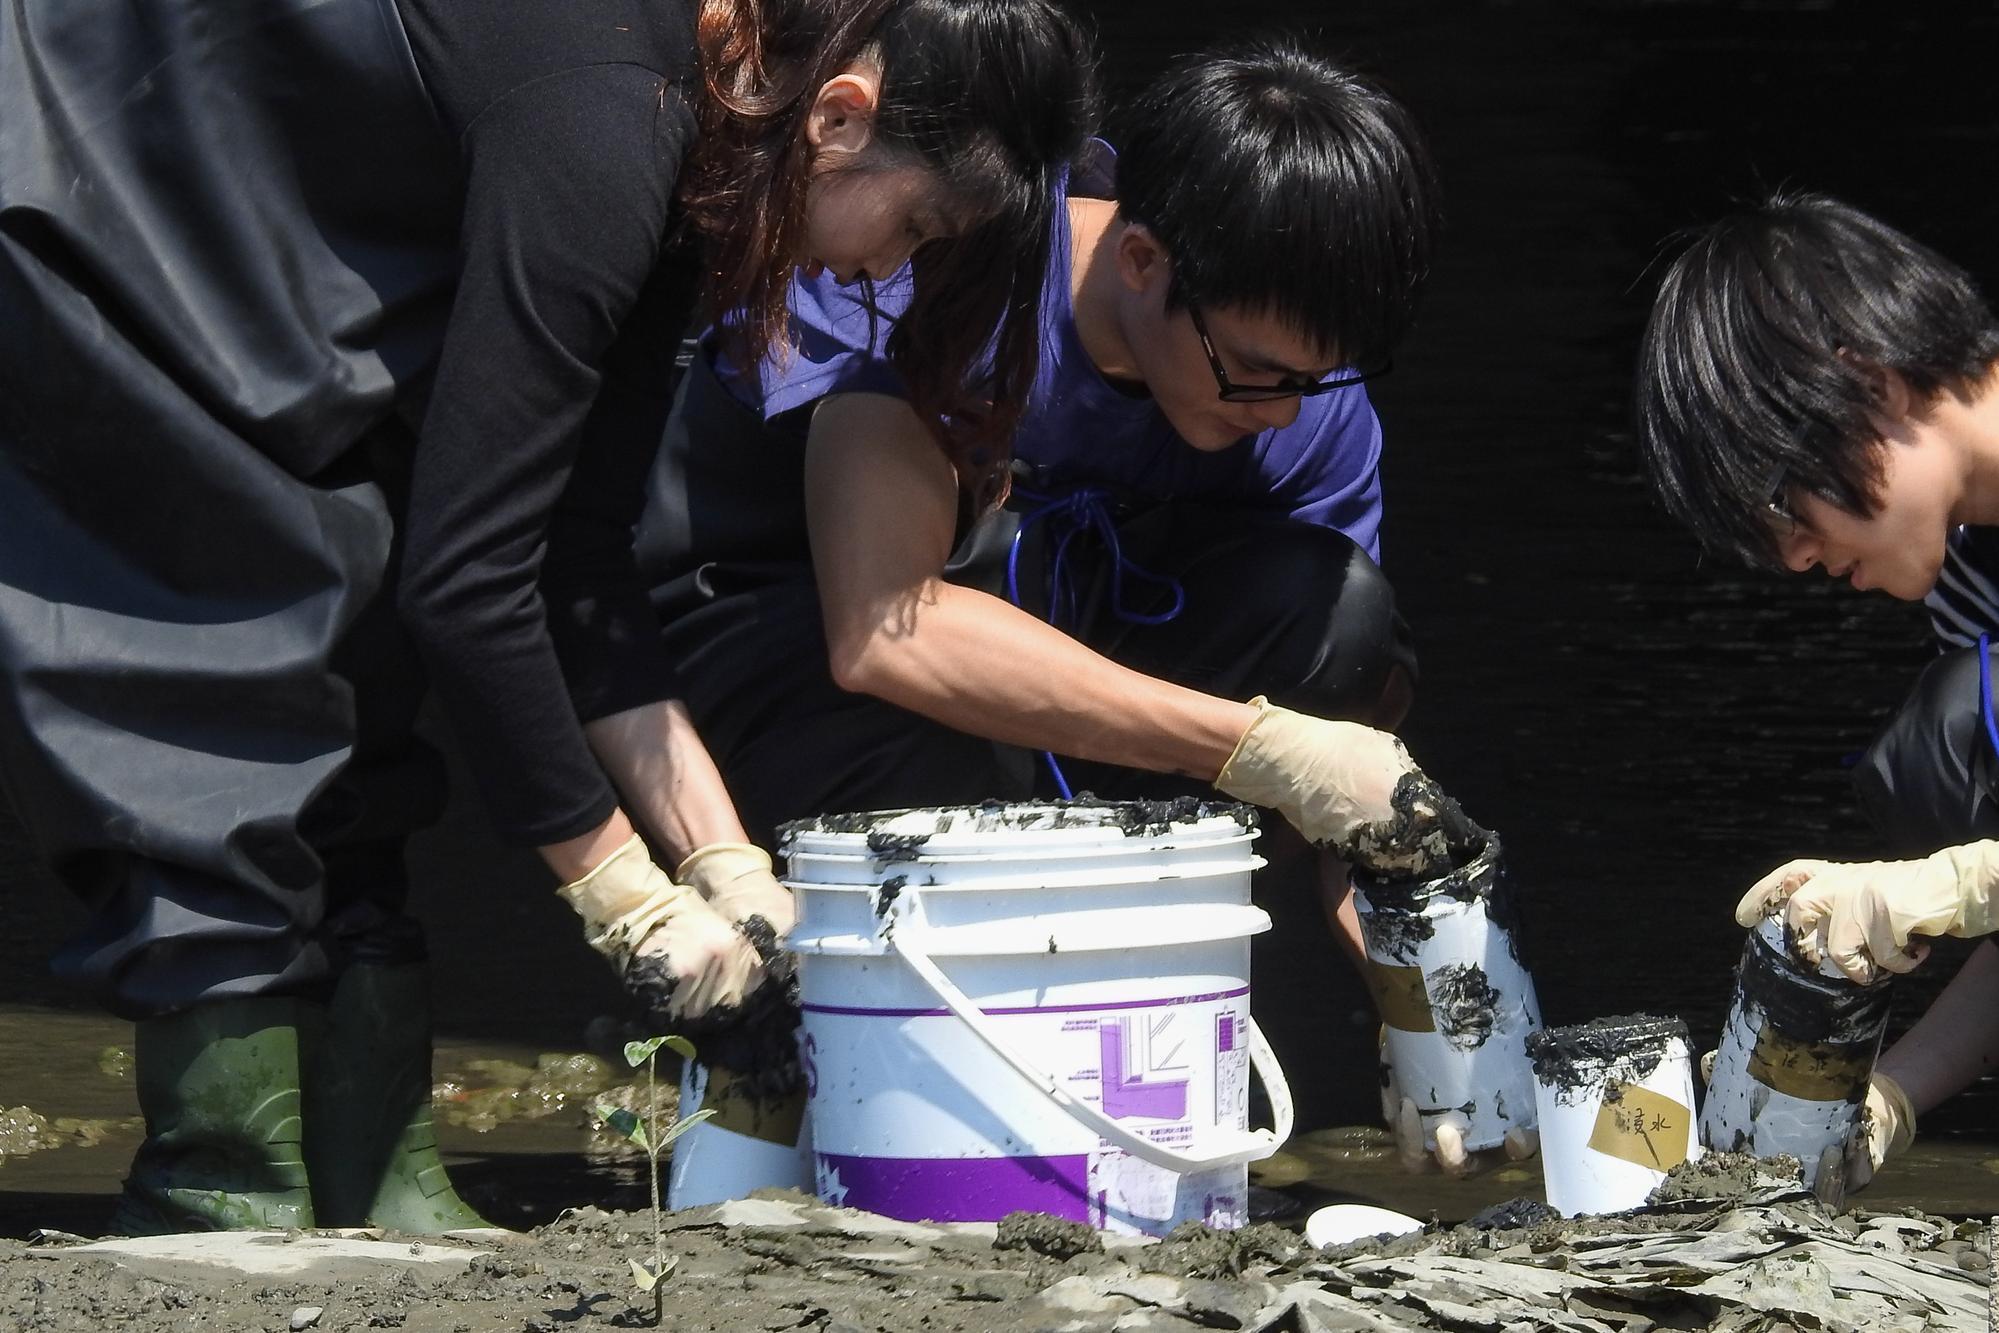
[993,1211,1103,1261]
[1148,1222,1304,1280]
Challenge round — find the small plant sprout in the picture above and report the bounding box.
[594,1034,714,1321]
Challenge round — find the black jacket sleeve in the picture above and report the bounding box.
[398,64,696,846]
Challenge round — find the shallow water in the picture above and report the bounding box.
[6,0,1999,1230]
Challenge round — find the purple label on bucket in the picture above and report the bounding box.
[815,1151,1090,1224]
[1217,1014,1237,1053]
[1099,1019,1189,1120]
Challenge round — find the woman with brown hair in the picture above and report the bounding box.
[0,0,1094,1234]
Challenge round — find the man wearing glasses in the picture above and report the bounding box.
[638,38,1496,1171]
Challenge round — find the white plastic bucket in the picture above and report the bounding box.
[783,800,1294,1237]
[1353,836,1542,1152]
[666,1060,815,1209]
[1700,914,1892,1198]
[1527,1017,1700,1217]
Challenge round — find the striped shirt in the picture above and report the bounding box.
[1927,526,1999,648]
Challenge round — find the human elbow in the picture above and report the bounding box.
[824,622,894,697]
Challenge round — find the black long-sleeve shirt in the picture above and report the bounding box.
[389,0,702,843]
[2,0,702,847]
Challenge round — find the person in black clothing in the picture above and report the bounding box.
[0,0,1094,1234]
[1634,193,1999,1194]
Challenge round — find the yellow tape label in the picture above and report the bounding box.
[1586,1083,1692,1172]
[1746,1027,1872,1103]
[1364,960,1436,1033]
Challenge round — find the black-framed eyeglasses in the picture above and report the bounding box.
[1187,304,1390,402]
[1763,465,1799,539]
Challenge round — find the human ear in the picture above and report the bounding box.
[1114,222,1171,298]
[805,69,881,160]
[1837,349,1916,421]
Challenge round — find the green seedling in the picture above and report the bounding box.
[594,1034,715,1323]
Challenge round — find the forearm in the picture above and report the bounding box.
[1876,938,1999,1113]
[834,579,1255,780]
[584,699,751,865]
[1318,848,1369,968]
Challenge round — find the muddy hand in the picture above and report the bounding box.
[556,834,767,1024]
[1216,697,1475,876]
[1845,1070,1915,1195]
[1734,842,1999,983]
[1347,771,1479,879]
[1704,1046,1911,1200]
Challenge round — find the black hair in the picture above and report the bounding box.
[689,0,1098,505]
[1112,36,1440,369]
[1635,191,1999,568]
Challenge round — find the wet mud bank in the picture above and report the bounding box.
[4,1162,1986,1333]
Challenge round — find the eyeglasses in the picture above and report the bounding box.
[1763,465,1799,539]
[1187,304,1390,403]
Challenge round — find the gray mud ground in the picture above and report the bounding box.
[4,1159,1988,1333]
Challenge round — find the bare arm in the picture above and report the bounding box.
[1876,938,1999,1113]
[805,393,1256,780]
[584,700,751,864]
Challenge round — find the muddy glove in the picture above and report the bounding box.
[1216,697,1474,875]
[557,835,766,1023]
[677,842,797,957]
[1735,841,1999,983]
[1843,1070,1916,1194]
[1699,1049,1913,1203]
[1379,1028,1538,1177]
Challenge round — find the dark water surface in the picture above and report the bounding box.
[6,1,1999,1231]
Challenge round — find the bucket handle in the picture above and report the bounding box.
[889,906,1295,1176]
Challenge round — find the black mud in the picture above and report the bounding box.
[1355,829,1503,913]
[1525,1014,1687,1094]
[1427,964,1500,1050]
[1735,921,1894,1046]
[1341,770,1484,878]
[622,931,804,1101]
[1465,1197,1559,1230]
[780,797,1256,847]
[1355,900,1435,964]
[873,874,907,919]
[864,831,932,862]
[1355,832,1527,969]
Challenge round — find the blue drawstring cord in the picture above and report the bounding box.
[1003,487,1187,797]
[1980,634,1999,766]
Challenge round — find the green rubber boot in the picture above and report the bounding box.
[302,962,499,1233]
[110,997,316,1235]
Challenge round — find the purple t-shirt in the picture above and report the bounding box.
[716,141,1386,560]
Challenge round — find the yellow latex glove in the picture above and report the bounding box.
[1845,1070,1916,1193]
[557,835,766,1021]
[678,843,797,944]
[1216,697,1468,875]
[1735,841,1999,983]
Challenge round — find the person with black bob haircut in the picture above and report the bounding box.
[1634,191,1999,1192]
[639,35,1527,1193]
